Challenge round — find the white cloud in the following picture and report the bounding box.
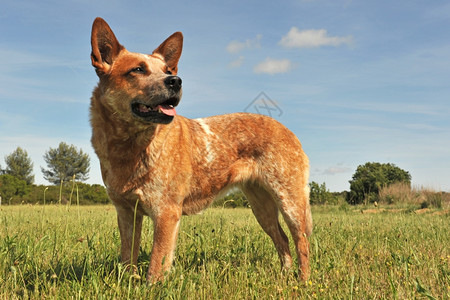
[322,166,352,175]
[253,57,294,75]
[226,34,262,54]
[229,56,245,68]
[279,27,353,48]
[226,41,247,54]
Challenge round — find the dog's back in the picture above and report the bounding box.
[175,113,310,214]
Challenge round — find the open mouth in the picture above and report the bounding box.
[131,97,179,123]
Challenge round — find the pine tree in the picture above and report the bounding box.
[41,142,90,185]
[4,147,34,184]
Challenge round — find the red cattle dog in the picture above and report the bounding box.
[90,17,312,282]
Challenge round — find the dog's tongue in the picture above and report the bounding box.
[157,104,176,116]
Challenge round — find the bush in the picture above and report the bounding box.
[378,183,447,209]
[420,189,443,209]
[77,183,109,204]
[0,174,30,204]
[309,181,339,205]
[0,180,110,205]
[212,190,249,208]
[378,182,416,204]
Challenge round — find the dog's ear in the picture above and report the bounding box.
[153,32,183,74]
[91,17,124,76]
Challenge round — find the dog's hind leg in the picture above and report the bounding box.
[277,186,311,280]
[241,183,293,270]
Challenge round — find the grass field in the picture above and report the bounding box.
[0,204,448,299]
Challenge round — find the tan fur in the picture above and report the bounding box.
[90,17,312,282]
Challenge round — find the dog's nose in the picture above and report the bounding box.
[164,76,182,92]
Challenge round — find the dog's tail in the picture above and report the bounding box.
[305,202,313,237]
[304,184,313,237]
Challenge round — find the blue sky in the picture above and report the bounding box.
[1,0,449,192]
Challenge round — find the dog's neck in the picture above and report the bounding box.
[90,91,163,190]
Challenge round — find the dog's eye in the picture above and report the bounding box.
[166,69,173,75]
[131,67,144,73]
[129,67,145,74]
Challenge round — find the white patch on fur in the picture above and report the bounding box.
[195,118,216,164]
[283,253,293,269]
[196,118,215,136]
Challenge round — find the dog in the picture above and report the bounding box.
[90,17,312,282]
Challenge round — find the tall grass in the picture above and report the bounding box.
[0,205,448,298]
[378,183,448,209]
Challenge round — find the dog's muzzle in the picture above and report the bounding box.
[130,76,182,124]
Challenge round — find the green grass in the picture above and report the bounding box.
[0,205,448,299]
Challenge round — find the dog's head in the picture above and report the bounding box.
[91,17,183,125]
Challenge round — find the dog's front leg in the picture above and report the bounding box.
[116,204,143,272]
[147,206,182,282]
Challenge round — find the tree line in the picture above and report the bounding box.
[1,144,415,206]
[0,143,108,205]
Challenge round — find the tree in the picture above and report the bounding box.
[4,147,34,184]
[348,162,411,204]
[309,181,338,205]
[41,142,90,185]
